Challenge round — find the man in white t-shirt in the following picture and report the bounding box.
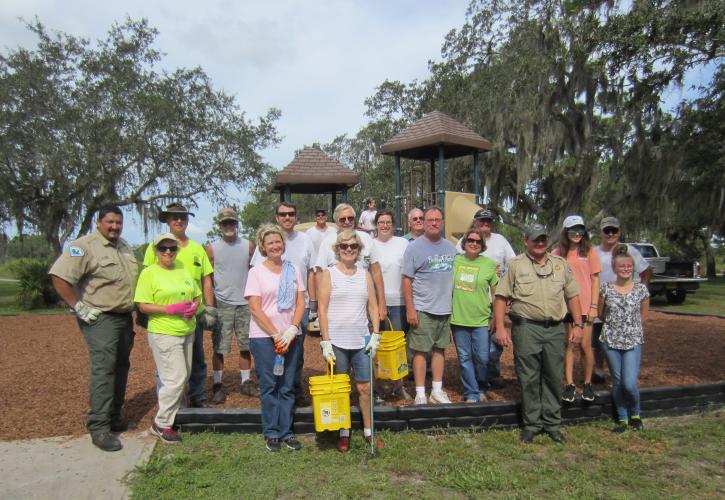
[306,208,337,253]
[251,201,316,405]
[357,197,377,234]
[592,216,652,382]
[315,203,387,322]
[455,208,516,388]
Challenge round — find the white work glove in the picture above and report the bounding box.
[364,333,381,359]
[203,306,218,328]
[320,340,336,364]
[277,325,298,349]
[308,310,318,322]
[73,301,101,324]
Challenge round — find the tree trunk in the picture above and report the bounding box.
[700,230,716,279]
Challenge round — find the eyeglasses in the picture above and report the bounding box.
[156,245,178,253]
[615,264,634,270]
[567,227,586,236]
[338,216,355,223]
[338,243,359,250]
[465,238,482,245]
[377,220,393,226]
[410,216,423,222]
[602,227,619,235]
[169,214,188,221]
[277,211,296,218]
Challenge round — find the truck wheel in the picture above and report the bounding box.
[666,289,687,305]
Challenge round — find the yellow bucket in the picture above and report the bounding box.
[308,360,351,432]
[374,329,408,380]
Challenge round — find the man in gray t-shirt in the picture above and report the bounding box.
[402,207,457,405]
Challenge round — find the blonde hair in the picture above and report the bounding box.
[333,230,363,262]
[256,224,286,257]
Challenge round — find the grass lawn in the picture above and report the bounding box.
[0,280,62,315]
[650,276,725,316]
[131,411,724,499]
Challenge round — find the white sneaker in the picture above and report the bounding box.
[429,389,452,404]
[414,393,428,405]
[479,393,489,402]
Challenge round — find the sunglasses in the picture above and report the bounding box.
[410,216,424,222]
[338,216,355,223]
[602,227,619,235]
[277,211,296,218]
[567,227,586,236]
[465,238,482,245]
[315,213,326,218]
[338,243,359,251]
[156,245,178,253]
[169,214,188,221]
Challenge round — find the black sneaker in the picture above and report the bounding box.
[562,384,576,403]
[266,438,281,452]
[629,417,643,431]
[91,431,122,452]
[283,436,302,451]
[581,383,595,402]
[212,383,226,404]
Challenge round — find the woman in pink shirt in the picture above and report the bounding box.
[244,224,305,452]
[553,215,601,403]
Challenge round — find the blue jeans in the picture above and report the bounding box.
[385,305,407,332]
[487,332,502,379]
[332,345,372,382]
[293,308,309,398]
[452,325,490,401]
[250,337,300,440]
[602,343,642,421]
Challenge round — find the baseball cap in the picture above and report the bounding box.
[474,208,495,220]
[216,207,239,224]
[525,224,548,240]
[600,216,621,230]
[152,232,179,247]
[563,215,585,229]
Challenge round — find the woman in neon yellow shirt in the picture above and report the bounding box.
[135,233,201,444]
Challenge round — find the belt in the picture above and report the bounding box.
[509,313,562,328]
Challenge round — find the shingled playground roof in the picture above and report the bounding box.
[274,147,359,194]
[380,111,492,160]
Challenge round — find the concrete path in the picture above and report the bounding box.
[0,432,156,500]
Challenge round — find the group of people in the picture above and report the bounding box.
[49,199,651,452]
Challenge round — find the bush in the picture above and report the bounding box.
[7,258,58,310]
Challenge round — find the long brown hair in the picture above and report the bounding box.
[558,226,592,258]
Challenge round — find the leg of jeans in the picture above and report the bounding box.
[602,344,627,421]
[148,332,190,428]
[250,338,280,439]
[187,319,207,402]
[512,323,544,432]
[621,344,642,417]
[487,331,502,379]
[278,338,301,440]
[539,325,566,432]
[471,326,490,394]
[111,315,135,423]
[452,327,478,400]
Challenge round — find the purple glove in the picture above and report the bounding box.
[183,302,199,319]
[165,302,192,316]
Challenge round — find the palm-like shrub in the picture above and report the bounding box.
[8,259,58,310]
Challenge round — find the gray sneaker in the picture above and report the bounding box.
[212,383,226,404]
[240,379,260,397]
[91,431,122,452]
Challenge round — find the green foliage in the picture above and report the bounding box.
[0,234,55,261]
[7,258,57,309]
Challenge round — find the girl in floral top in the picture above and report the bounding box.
[597,244,650,432]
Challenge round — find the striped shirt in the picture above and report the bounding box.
[327,266,370,349]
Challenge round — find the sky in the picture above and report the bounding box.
[0,0,472,244]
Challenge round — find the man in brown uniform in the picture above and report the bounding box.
[50,205,139,452]
[494,224,582,444]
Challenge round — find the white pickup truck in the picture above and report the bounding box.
[628,243,706,304]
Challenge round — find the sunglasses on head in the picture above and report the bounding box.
[602,227,619,235]
[156,245,178,253]
[338,216,355,223]
[338,243,359,250]
[277,211,296,218]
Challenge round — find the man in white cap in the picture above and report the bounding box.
[206,208,257,403]
[306,208,337,253]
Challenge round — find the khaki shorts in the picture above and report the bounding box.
[212,302,250,353]
[408,311,452,353]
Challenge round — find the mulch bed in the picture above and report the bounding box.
[1,311,723,440]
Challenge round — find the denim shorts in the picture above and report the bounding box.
[332,345,371,382]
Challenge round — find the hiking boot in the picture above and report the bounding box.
[151,422,182,444]
[91,431,122,452]
[391,385,412,401]
[562,384,576,403]
[581,383,595,402]
[266,438,281,452]
[365,435,385,448]
[336,436,350,453]
[414,393,428,405]
[429,389,451,404]
[110,419,136,433]
[629,417,643,431]
[189,398,208,408]
[283,436,302,451]
[240,379,260,397]
[212,383,226,404]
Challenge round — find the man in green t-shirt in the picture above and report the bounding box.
[144,203,215,407]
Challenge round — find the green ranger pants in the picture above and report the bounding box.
[511,320,566,432]
[78,312,135,434]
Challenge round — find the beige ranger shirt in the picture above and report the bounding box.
[49,231,139,313]
[495,252,579,322]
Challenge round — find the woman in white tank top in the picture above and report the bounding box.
[317,230,382,452]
